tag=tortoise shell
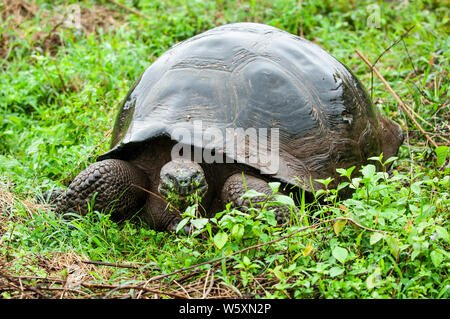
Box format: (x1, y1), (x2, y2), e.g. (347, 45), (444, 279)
(100, 23), (393, 191)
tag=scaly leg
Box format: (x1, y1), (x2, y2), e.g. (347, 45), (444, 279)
(221, 173), (295, 225)
(54, 159), (150, 222)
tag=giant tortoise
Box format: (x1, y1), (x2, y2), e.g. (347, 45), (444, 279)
(48, 23), (403, 232)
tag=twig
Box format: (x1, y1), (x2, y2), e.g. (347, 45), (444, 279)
(81, 282), (187, 299)
(0, 271), (47, 298)
(202, 268), (211, 298)
(1, 275), (64, 283)
(0, 274), (186, 299)
(167, 268), (204, 285)
(81, 259), (159, 270)
(356, 49), (439, 149)
(0, 285), (88, 296)
(373, 25), (416, 67)
(401, 41), (442, 107)
(369, 25), (415, 100)
(204, 270), (215, 298)
(172, 280), (191, 299)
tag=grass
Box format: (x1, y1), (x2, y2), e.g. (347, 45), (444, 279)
(0, 0), (448, 299)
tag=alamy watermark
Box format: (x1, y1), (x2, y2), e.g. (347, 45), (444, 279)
(52, 4), (82, 31)
(367, 3), (381, 28)
(170, 121), (280, 174)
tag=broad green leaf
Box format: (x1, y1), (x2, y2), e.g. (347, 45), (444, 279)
(411, 249), (421, 261)
(350, 177), (361, 189)
(333, 219), (347, 235)
(435, 226), (449, 242)
(410, 182), (422, 195)
(332, 246), (348, 264)
(268, 182), (280, 194)
(384, 156), (398, 165)
(361, 164), (376, 178)
(385, 235), (399, 260)
(292, 252), (303, 262)
(214, 231), (228, 249)
(369, 154), (383, 163)
(262, 210), (277, 226)
(273, 265), (284, 280)
(430, 250), (444, 267)
(314, 189), (327, 197)
(242, 256), (251, 266)
(337, 182), (349, 191)
(329, 266), (345, 277)
(302, 240), (313, 257)
(191, 218), (208, 230)
(8, 115), (21, 125)
(366, 268), (382, 290)
(184, 205), (197, 218)
(176, 217), (190, 233)
(435, 145), (449, 166)
(370, 233), (384, 245)
(272, 194), (295, 207)
(336, 166), (355, 180)
(315, 177), (334, 186)
(240, 189), (267, 199)
(231, 224), (244, 240)
(356, 231), (364, 247)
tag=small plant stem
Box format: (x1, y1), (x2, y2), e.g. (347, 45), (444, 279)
(84, 282), (187, 299)
(81, 260), (158, 270)
(132, 184), (182, 215)
(356, 49), (439, 149)
(366, 185), (370, 205)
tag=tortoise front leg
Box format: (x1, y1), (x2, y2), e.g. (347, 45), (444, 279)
(53, 159), (150, 222)
(221, 173), (295, 225)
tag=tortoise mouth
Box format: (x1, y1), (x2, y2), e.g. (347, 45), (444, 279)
(158, 159), (208, 206)
(158, 180), (208, 201)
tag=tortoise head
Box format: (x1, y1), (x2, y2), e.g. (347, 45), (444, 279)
(158, 158), (208, 210)
(379, 115), (403, 164)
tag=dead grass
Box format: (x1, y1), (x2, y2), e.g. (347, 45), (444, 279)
(0, 252), (249, 299)
(0, 183), (242, 299)
(0, 182), (48, 235)
(0, 246), (245, 299)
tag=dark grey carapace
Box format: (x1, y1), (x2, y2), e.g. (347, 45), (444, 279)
(52, 23), (403, 231)
(103, 22), (402, 191)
